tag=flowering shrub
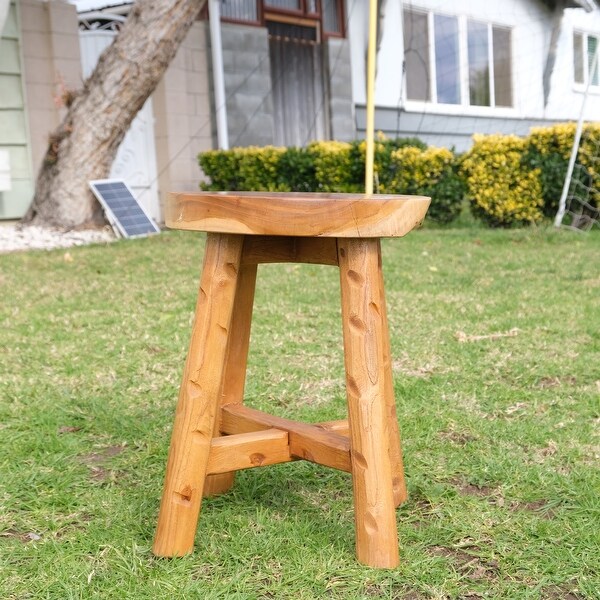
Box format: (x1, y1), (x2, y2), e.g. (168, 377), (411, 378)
(524, 124), (575, 216)
(383, 146), (464, 223)
(461, 134), (543, 227)
(198, 149), (242, 190)
(198, 125), (600, 227)
(523, 123), (600, 215)
(198, 135), (431, 195)
(578, 123), (600, 209)
(307, 141), (360, 192)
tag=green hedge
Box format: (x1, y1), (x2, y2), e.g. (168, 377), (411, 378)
(198, 136), (462, 224)
(524, 123), (600, 217)
(461, 134), (544, 227)
(198, 125), (600, 228)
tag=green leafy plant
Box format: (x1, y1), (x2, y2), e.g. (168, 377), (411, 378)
(461, 134), (543, 227)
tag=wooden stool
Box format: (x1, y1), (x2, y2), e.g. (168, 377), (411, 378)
(153, 192), (430, 568)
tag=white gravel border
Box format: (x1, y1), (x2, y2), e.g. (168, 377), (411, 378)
(0, 224), (116, 254)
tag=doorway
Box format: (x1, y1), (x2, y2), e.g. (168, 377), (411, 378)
(267, 20), (327, 147)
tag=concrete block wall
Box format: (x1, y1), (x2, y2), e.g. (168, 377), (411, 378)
(20, 0), (81, 178)
(153, 20), (213, 216)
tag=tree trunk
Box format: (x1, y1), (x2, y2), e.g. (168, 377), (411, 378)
(23, 0), (206, 229)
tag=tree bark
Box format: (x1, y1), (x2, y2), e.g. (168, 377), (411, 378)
(23, 0), (206, 229)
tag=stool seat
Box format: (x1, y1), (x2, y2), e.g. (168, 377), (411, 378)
(154, 191), (430, 568)
(167, 191), (430, 238)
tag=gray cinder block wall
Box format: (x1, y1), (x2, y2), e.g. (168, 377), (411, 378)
(153, 21), (213, 215)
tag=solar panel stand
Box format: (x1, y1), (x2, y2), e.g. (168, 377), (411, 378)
(89, 179), (160, 239)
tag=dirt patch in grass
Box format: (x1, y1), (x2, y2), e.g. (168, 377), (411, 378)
(536, 376), (577, 389)
(58, 425), (82, 434)
(429, 545), (499, 582)
(0, 529), (42, 543)
(82, 445), (124, 465)
(541, 584), (584, 600)
(450, 477), (496, 498)
(81, 445), (125, 482)
(509, 499), (556, 519)
(439, 429), (478, 446)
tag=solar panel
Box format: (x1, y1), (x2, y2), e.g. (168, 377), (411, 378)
(89, 179), (160, 239)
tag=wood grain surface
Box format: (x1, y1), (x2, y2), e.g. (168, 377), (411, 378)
(167, 192), (430, 238)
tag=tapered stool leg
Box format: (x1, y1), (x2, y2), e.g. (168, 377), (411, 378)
(376, 244), (408, 507)
(153, 233), (244, 557)
(338, 238), (400, 569)
(203, 262), (258, 497)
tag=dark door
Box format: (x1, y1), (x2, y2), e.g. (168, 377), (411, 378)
(267, 20), (327, 147)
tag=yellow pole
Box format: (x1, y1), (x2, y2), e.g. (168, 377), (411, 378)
(365, 0), (377, 195)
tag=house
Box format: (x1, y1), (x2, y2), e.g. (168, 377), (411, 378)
(1, 0), (599, 222)
(358, 0), (600, 148)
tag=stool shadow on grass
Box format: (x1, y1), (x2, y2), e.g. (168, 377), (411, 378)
(199, 461), (355, 556)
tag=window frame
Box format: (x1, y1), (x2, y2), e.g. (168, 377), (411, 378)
(402, 8), (515, 115)
(573, 30), (600, 90)
(215, 0), (345, 39)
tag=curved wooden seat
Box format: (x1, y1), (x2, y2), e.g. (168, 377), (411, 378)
(167, 191), (430, 238)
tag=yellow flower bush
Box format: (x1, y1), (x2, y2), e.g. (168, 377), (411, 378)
(237, 146), (287, 191)
(198, 124), (599, 227)
(524, 122), (600, 215)
(528, 123), (577, 159)
(382, 146), (464, 223)
(461, 134), (543, 226)
(386, 146), (454, 191)
(579, 123), (600, 208)
(307, 141), (360, 192)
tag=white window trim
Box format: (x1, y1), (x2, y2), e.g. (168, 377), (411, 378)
(488, 22), (496, 108)
(403, 100), (518, 119)
(573, 30), (600, 93)
(428, 11), (437, 103)
(402, 9), (516, 115)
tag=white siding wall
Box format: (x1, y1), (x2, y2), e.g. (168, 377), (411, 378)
(348, 0), (600, 125)
(545, 7), (600, 120)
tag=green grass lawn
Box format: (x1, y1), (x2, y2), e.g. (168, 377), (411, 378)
(1, 227), (598, 599)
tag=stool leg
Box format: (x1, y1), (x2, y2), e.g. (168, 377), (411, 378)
(338, 238), (400, 569)
(203, 262), (258, 497)
(153, 233), (244, 557)
(377, 247), (408, 507)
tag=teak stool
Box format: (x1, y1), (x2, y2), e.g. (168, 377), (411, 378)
(153, 192), (430, 568)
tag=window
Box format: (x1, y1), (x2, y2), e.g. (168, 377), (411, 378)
(265, 0), (301, 9)
(403, 10), (430, 101)
(220, 0), (258, 22)
(219, 0), (344, 36)
(493, 27), (512, 107)
(574, 31), (599, 86)
(435, 15), (460, 104)
(467, 20), (490, 106)
(403, 9), (513, 109)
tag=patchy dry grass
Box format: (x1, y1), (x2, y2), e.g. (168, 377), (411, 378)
(1, 227), (599, 599)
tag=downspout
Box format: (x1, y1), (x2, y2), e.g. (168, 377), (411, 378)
(209, 0), (229, 149)
(377, 0), (387, 57)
